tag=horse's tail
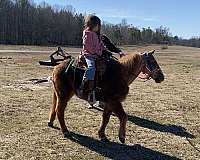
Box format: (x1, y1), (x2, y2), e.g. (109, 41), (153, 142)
(53, 59), (72, 78)
(52, 58), (74, 97)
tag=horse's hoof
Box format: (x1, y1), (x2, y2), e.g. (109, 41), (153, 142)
(119, 137), (125, 144)
(48, 122), (53, 128)
(100, 137), (110, 143)
(63, 131), (71, 138)
(88, 106), (94, 109)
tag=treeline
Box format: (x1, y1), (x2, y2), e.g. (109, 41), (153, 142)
(0, 0), (199, 48)
(173, 36), (200, 48)
(102, 20), (172, 45)
(0, 0), (84, 45)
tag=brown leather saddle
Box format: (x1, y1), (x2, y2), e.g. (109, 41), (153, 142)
(70, 52), (118, 101)
(74, 54), (107, 88)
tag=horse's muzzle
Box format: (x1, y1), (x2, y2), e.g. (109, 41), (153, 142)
(153, 70), (164, 83)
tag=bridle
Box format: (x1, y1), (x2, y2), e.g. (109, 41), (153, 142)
(138, 52), (161, 82)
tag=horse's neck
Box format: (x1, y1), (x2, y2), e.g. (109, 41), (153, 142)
(120, 54), (143, 85)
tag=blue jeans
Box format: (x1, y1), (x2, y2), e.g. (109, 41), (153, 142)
(84, 56), (96, 81)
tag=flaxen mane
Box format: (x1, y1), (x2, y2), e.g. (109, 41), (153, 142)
(119, 53), (143, 85)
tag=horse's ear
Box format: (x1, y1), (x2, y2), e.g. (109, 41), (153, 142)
(149, 50), (155, 55)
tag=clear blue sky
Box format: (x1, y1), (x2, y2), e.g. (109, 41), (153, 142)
(34, 0), (200, 39)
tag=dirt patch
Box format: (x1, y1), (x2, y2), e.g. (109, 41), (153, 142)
(3, 78), (52, 91)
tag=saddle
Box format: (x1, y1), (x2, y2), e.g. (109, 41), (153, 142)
(68, 50), (118, 101)
(75, 54), (107, 87)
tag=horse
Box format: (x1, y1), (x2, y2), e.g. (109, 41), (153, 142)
(48, 50), (164, 143)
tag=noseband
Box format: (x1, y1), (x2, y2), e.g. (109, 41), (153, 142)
(138, 52), (160, 81)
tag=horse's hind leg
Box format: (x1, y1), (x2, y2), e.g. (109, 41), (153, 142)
(48, 91), (57, 127)
(109, 101), (128, 143)
(56, 97), (68, 135)
(98, 104), (112, 142)
(56, 89), (74, 137)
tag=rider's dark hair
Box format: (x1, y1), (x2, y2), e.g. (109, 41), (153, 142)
(84, 15), (101, 30)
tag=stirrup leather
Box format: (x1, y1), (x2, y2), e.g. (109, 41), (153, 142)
(88, 90), (96, 105)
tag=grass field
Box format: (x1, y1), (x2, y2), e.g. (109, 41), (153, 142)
(0, 45), (199, 160)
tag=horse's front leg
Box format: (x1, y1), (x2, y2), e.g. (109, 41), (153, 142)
(110, 101), (128, 143)
(98, 104), (112, 142)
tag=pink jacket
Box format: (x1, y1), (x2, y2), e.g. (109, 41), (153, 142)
(82, 28), (105, 58)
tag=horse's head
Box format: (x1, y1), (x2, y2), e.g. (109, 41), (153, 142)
(141, 50), (164, 83)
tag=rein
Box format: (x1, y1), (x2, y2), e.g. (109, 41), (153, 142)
(138, 75), (151, 82)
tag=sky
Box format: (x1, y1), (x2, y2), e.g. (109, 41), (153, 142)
(34, 0), (200, 39)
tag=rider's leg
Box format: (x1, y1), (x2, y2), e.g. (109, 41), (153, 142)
(82, 56), (96, 104)
(84, 57), (96, 81)
(80, 56), (95, 90)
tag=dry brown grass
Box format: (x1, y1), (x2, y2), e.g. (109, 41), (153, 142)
(0, 45), (199, 160)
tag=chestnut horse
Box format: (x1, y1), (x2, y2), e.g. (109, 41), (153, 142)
(48, 50), (164, 143)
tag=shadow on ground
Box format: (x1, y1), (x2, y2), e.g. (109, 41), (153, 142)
(66, 132), (181, 160)
(127, 115), (195, 138)
(91, 106), (195, 139)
